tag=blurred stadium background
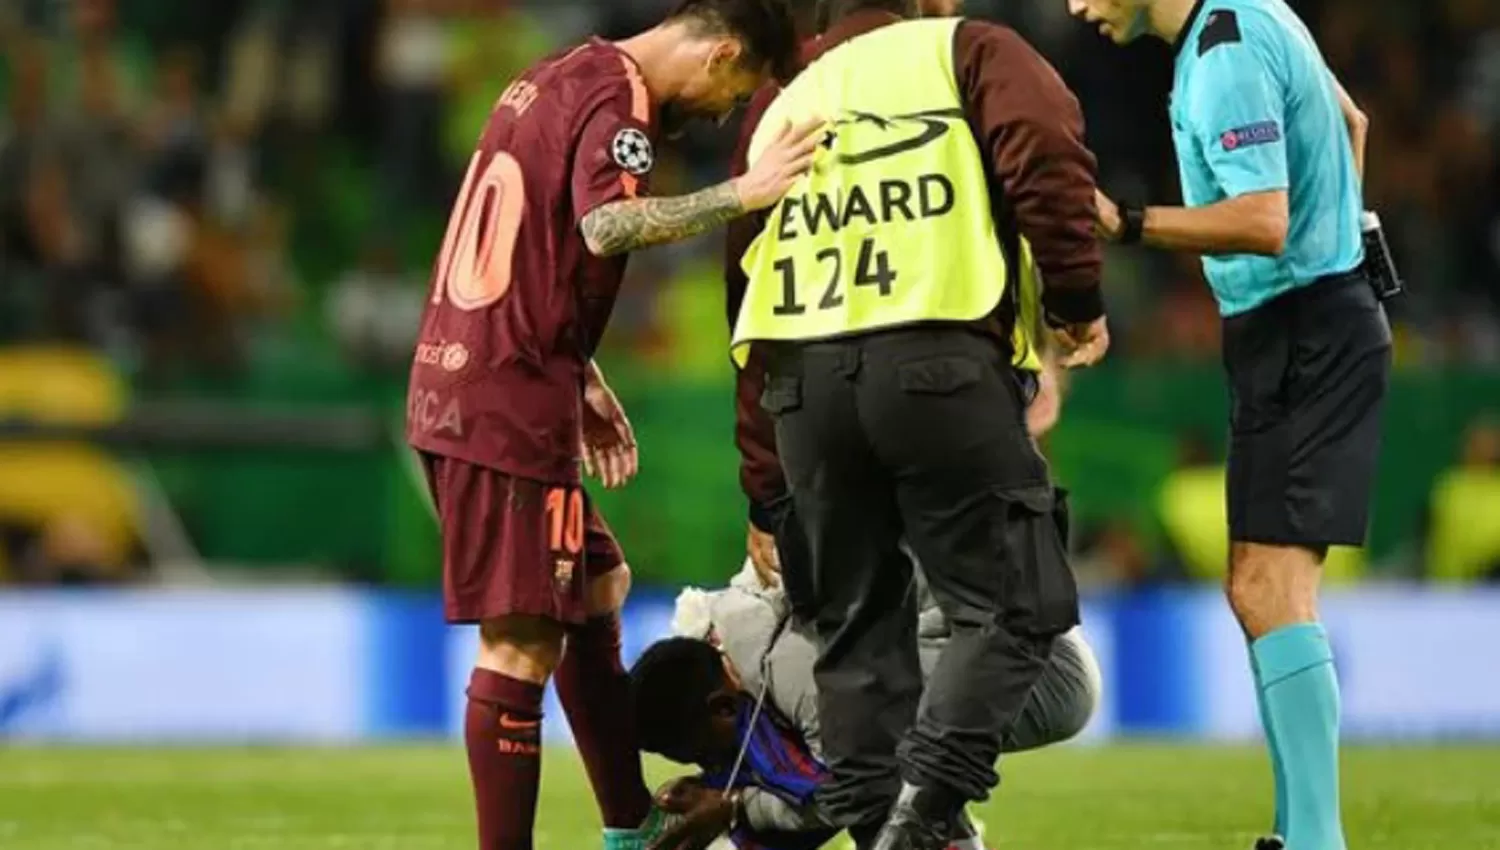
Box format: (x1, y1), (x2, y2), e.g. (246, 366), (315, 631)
(1, 0), (1498, 848)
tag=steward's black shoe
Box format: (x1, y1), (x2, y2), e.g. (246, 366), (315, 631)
(870, 784), (964, 850)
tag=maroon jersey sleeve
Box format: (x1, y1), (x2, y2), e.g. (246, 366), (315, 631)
(571, 57), (657, 225)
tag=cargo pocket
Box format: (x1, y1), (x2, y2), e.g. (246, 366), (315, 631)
(994, 486), (1080, 637)
(896, 356), (982, 396)
(760, 375), (804, 416)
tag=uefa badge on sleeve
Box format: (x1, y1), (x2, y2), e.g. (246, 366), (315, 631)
(1219, 121), (1281, 152)
(611, 128), (655, 176)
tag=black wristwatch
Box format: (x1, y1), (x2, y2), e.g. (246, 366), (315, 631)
(1119, 203), (1146, 245)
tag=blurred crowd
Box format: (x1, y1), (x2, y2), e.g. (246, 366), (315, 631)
(2, 0), (1488, 376)
(1, 0), (1498, 588)
(2, 0), (1496, 376)
(0, 0), (301, 379)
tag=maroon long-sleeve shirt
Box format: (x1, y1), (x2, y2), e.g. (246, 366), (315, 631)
(726, 11), (1103, 526)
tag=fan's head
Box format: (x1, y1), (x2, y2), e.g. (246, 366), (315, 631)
(628, 637), (745, 768)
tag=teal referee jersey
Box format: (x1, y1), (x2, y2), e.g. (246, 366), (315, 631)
(1170, 0), (1363, 316)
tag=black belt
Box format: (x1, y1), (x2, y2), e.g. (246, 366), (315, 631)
(1313, 267), (1368, 289)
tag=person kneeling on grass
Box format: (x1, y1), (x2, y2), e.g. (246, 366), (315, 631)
(627, 563), (1102, 850)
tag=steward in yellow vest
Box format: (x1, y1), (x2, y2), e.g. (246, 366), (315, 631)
(723, 3), (1108, 847)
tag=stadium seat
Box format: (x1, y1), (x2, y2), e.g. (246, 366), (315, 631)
(0, 443), (142, 570)
(1425, 469), (1500, 582)
(0, 346), (140, 570)
(1159, 466), (1365, 583)
(0, 346), (128, 425)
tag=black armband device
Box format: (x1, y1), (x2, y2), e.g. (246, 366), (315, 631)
(1119, 203), (1146, 246)
(1360, 211), (1404, 301)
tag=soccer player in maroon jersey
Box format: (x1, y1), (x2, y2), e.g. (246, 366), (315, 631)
(404, 2), (822, 849)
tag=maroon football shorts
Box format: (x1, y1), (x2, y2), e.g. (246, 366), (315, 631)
(419, 452), (625, 625)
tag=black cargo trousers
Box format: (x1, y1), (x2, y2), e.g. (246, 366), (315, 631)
(759, 326), (1080, 831)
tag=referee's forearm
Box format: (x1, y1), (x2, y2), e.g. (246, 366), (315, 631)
(1141, 193), (1289, 257)
(1349, 120), (1368, 183)
(1332, 76), (1368, 182)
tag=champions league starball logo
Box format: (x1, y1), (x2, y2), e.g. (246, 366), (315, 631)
(611, 128), (654, 176)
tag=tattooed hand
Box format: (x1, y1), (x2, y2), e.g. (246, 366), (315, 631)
(579, 117), (824, 257)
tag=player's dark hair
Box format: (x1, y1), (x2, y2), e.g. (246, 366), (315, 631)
(628, 637), (729, 764)
(818, 0), (917, 30)
(668, 0), (803, 82)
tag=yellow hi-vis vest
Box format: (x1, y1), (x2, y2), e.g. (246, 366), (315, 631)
(731, 18), (1042, 371)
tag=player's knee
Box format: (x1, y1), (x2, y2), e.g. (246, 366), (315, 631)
(477, 615), (567, 684)
(584, 563), (632, 618)
(1226, 554), (1276, 635)
(1227, 543), (1322, 637)
(1051, 629), (1102, 743)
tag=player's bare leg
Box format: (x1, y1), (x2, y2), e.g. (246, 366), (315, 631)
(555, 564), (660, 850)
(1228, 542), (1344, 850)
(1227, 543), (1322, 638)
(467, 614), (566, 850)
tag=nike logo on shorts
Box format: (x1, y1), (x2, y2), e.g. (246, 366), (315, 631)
(498, 713), (540, 731)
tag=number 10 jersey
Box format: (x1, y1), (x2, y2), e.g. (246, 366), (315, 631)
(406, 39), (658, 485)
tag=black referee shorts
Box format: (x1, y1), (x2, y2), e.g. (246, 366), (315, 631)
(1222, 270), (1393, 549)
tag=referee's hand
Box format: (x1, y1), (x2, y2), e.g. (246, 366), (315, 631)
(1051, 316), (1110, 369)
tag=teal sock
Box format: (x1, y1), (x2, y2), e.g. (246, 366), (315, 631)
(602, 828), (642, 850)
(1250, 649), (1289, 837)
(1252, 624), (1347, 850)
(602, 809), (667, 850)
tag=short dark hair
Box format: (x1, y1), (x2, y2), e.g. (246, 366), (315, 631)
(628, 637), (728, 763)
(819, 0), (916, 30)
(668, 0), (802, 82)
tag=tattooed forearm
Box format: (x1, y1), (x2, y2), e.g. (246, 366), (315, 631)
(581, 182), (745, 257)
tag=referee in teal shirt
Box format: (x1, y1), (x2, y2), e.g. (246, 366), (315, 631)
(1066, 1), (1395, 849)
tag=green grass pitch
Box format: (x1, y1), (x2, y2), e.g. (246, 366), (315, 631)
(3, 744), (1499, 849)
